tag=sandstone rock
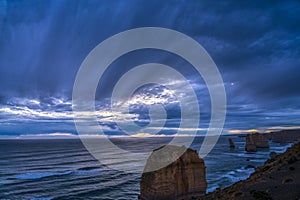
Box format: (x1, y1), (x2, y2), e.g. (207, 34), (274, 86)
(228, 138), (235, 149)
(252, 132), (269, 148)
(245, 132), (269, 152)
(201, 142), (300, 200)
(139, 145), (207, 200)
(245, 134), (257, 152)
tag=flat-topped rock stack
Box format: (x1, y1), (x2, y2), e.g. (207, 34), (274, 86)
(245, 134), (257, 152)
(139, 145), (207, 200)
(245, 132), (269, 152)
(251, 132), (269, 148)
(245, 130), (300, 152)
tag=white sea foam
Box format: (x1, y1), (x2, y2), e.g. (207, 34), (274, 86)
(223, 168), (255, 183)
(16, 171), (72, 180)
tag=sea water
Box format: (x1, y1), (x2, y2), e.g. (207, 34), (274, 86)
(0, 135), (291, 200)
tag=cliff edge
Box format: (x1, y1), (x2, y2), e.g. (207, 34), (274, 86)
(200, 142), (300, 200)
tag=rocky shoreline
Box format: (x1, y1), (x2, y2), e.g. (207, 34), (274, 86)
(199, 141), (300, 200)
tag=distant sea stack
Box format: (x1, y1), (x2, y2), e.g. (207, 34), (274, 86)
(228, 138), (235, 149)
(201, 142), (300, 200)
(252, 132), (269, 148)
(245, 132), (269, 152)
(138, 145), (207, 200)
(245, 134), (257, 152)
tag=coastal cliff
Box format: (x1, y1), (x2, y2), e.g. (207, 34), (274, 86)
(139, 145), (207, 200)
(271, 129), (300, 143)
(200, 142), (300, 200)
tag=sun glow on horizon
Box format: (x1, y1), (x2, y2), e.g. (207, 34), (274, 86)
(228, 129), (262, 134)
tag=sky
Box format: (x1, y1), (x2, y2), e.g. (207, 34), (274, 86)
(0, 0), (300, 136)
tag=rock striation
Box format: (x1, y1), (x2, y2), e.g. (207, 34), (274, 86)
(139, 145), (207, 200)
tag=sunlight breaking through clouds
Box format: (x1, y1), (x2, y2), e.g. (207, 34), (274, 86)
(126, 87), (177, 106)
(0, 106), (72, 119)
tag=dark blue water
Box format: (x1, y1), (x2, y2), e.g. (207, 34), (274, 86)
(0, 136), (291, 200)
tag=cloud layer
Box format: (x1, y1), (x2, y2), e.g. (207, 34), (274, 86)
(0, 0), (299, 135)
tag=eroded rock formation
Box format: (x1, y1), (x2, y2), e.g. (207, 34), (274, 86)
(139, 145), (207, 200)
(252, 132), (269, 148)
(245, 134), (257, 152)
(245, 132), (269, 152)
(200, 142), (300, 200)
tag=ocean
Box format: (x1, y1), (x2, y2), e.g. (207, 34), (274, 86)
(0, 135), (291, 200)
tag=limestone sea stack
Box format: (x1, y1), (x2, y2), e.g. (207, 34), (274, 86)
(245, 134), (257, 152)
(200, 142), (300, 200)
(252, 132), (269, 148)
(139, 145), (207, 200)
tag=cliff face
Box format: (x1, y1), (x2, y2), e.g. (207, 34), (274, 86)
(271, 129), (300, 143)
(200, 142), (300, 200)
(139, 145), (207, 200)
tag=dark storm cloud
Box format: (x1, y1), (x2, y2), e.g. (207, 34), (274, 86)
(0, 0), (299, 134)
(168, 0), (300, 103)
(0, 0), (299, 98)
